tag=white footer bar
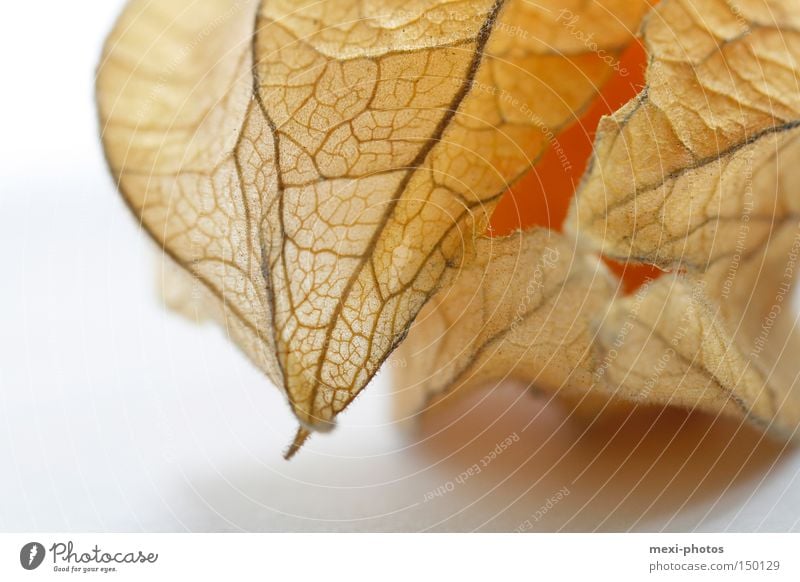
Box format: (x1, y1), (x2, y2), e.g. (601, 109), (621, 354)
(1, 533), (797, 581)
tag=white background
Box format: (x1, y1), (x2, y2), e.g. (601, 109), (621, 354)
(1, 1), (799, 532)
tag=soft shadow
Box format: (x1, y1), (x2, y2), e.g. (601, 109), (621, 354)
(166, 380), (792, 533)
(411, 380), (791, 532)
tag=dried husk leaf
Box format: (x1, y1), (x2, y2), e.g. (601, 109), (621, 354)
(599, 218), (800, 436)
(97, 0), (648, 436)
(395, 225), (800, 437)
(393, 229), (623, 419)
(397, 0), (800, 438)
(569, 0), (800, 270)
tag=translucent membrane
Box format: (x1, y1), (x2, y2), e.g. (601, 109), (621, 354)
(489, 40), (662, 291)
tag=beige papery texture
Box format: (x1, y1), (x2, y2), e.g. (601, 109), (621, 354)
(569, 0), (800, 268)
(397, 0), (800, 439)
(97, 0), (651, 454)
(396, 224), (800, 437)
(393, 230), (619, 417)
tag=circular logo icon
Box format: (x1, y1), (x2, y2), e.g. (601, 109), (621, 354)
(20, 542), (45, 570)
